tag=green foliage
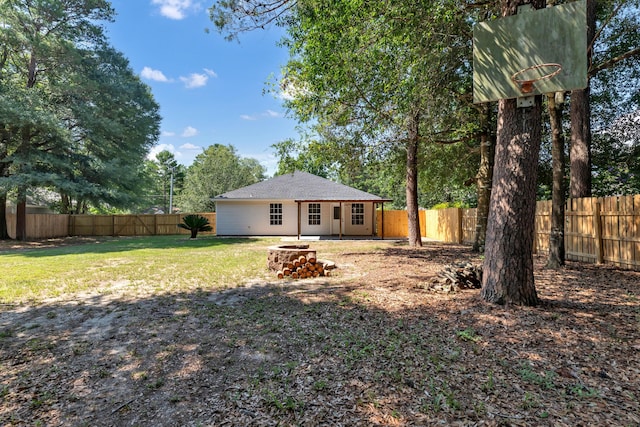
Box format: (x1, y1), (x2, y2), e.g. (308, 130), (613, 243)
(0, 0), (160, 218)
(142, 150), (186, 214)
(455, 328), (481, 342)
(266, 0), (484, 211)
(518, 363), (557, 390)
(178, 215), (213, 239)
(272, 137), (337, 178)
(431, 201), (469, 210)
(592, 112), (640, 196)
(178, 144), (265, 212)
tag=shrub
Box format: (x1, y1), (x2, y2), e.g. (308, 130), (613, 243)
(178, 214), (213, 239)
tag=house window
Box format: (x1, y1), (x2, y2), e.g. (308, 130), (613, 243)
(308, 203), (321, 225)
(352, 203), (364, 225)
(270, 203), (282, 225)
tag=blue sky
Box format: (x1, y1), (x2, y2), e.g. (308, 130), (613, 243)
(105, 0), (299, 176)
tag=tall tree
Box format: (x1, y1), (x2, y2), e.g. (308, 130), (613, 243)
(210, 1), (487, 247)
(570, 0), (597, 198)
(58, 46), (160, 213)
(278, 1), (476, 247)
(154, 150), (181, 213)
(571, 0), (640, 197)
(179, 144), (265, 212)
(481, 0), (545, 306)
(472, 104), (495, 252)
(1, 1), (160, 229)
(546, 92), (566, 268)
(0, 0), (114, 238)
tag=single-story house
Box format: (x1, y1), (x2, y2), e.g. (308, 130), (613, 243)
(213, 171), (392, 238)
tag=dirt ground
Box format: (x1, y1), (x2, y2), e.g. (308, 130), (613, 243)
(1, 240), (639, 426)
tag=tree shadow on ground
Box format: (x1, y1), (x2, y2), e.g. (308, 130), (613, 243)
(1, 249), (639, 426)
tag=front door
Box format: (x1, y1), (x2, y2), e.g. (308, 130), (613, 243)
(331, 204), (341, 235)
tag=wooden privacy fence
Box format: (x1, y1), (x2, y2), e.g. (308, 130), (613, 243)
(378, 208), (464, 242)
(565, 195), (640, 269)
(6, 213), (216, 239)
(69, 213), (216, 237)
(378, 195), (640, 271)
(6, 214), (70, 240)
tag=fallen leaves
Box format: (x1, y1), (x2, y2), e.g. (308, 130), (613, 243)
(0, 242), (639, 426)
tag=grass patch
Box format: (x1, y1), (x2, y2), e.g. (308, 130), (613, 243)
(0, 236), (280, 303)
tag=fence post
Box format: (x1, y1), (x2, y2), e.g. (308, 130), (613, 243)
(593, 201), (603, 264)
(457, 208), (463, 244)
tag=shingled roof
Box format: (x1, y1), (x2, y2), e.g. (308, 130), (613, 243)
(213, 171), (390, 202)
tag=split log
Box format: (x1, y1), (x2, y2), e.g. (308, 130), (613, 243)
(272, 253), (337, 280)
(428, 262), (482, 293)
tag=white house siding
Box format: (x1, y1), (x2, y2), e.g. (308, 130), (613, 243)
(299, 202), (332, 236)
(216, 200), (298, 236)
(216, 200), (377, 236)
(343, 202), (375, 236)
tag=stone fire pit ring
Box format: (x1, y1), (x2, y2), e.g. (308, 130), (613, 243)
(267, 244), (317, 271)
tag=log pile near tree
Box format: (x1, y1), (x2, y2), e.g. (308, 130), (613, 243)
(274, 255), (336, 280)
(429, 262), (482, 293)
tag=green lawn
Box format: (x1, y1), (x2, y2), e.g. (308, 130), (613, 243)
(0, 236), (282, 303)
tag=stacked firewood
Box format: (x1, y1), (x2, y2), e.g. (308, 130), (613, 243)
(429, 262), (482, 293)
(275, 255), (335, 280)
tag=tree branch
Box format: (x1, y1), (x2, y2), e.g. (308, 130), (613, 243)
(589, 47), (640, 76)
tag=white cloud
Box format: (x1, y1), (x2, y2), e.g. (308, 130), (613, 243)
(151, 0), (200, 20)
(180, 143), (200, 150)
(264, 109), (281, 118)
(181, 126), (198, 137)
(147, 143), (176, 161)
(241, 110), (282, 121)
(204, 68), (218, 78)
(141, 66), (171, 82)
(180, 72), (208, 89)
(161, 131), (176, 137)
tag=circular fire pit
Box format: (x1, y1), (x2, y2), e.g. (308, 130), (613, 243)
(267, 244), (317, 271)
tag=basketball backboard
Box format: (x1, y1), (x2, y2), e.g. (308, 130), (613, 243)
(473, 0), (588, 104)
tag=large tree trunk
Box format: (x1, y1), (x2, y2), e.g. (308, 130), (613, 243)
(60, 193), (70, 214)
(0, 134), (8, 240)
(15, 190), (27, 241)
(473, 104), (494, 252)
(569, 0), (596, 198)
(569, 87), (592, 197)
(481, 97), (541, 306)
(0, 193), (8, 240)
(547, 92), (566, 268)
(406, 110), (422, 248)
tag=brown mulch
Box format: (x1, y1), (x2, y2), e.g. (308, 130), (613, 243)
(1, 241), (639, 426)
